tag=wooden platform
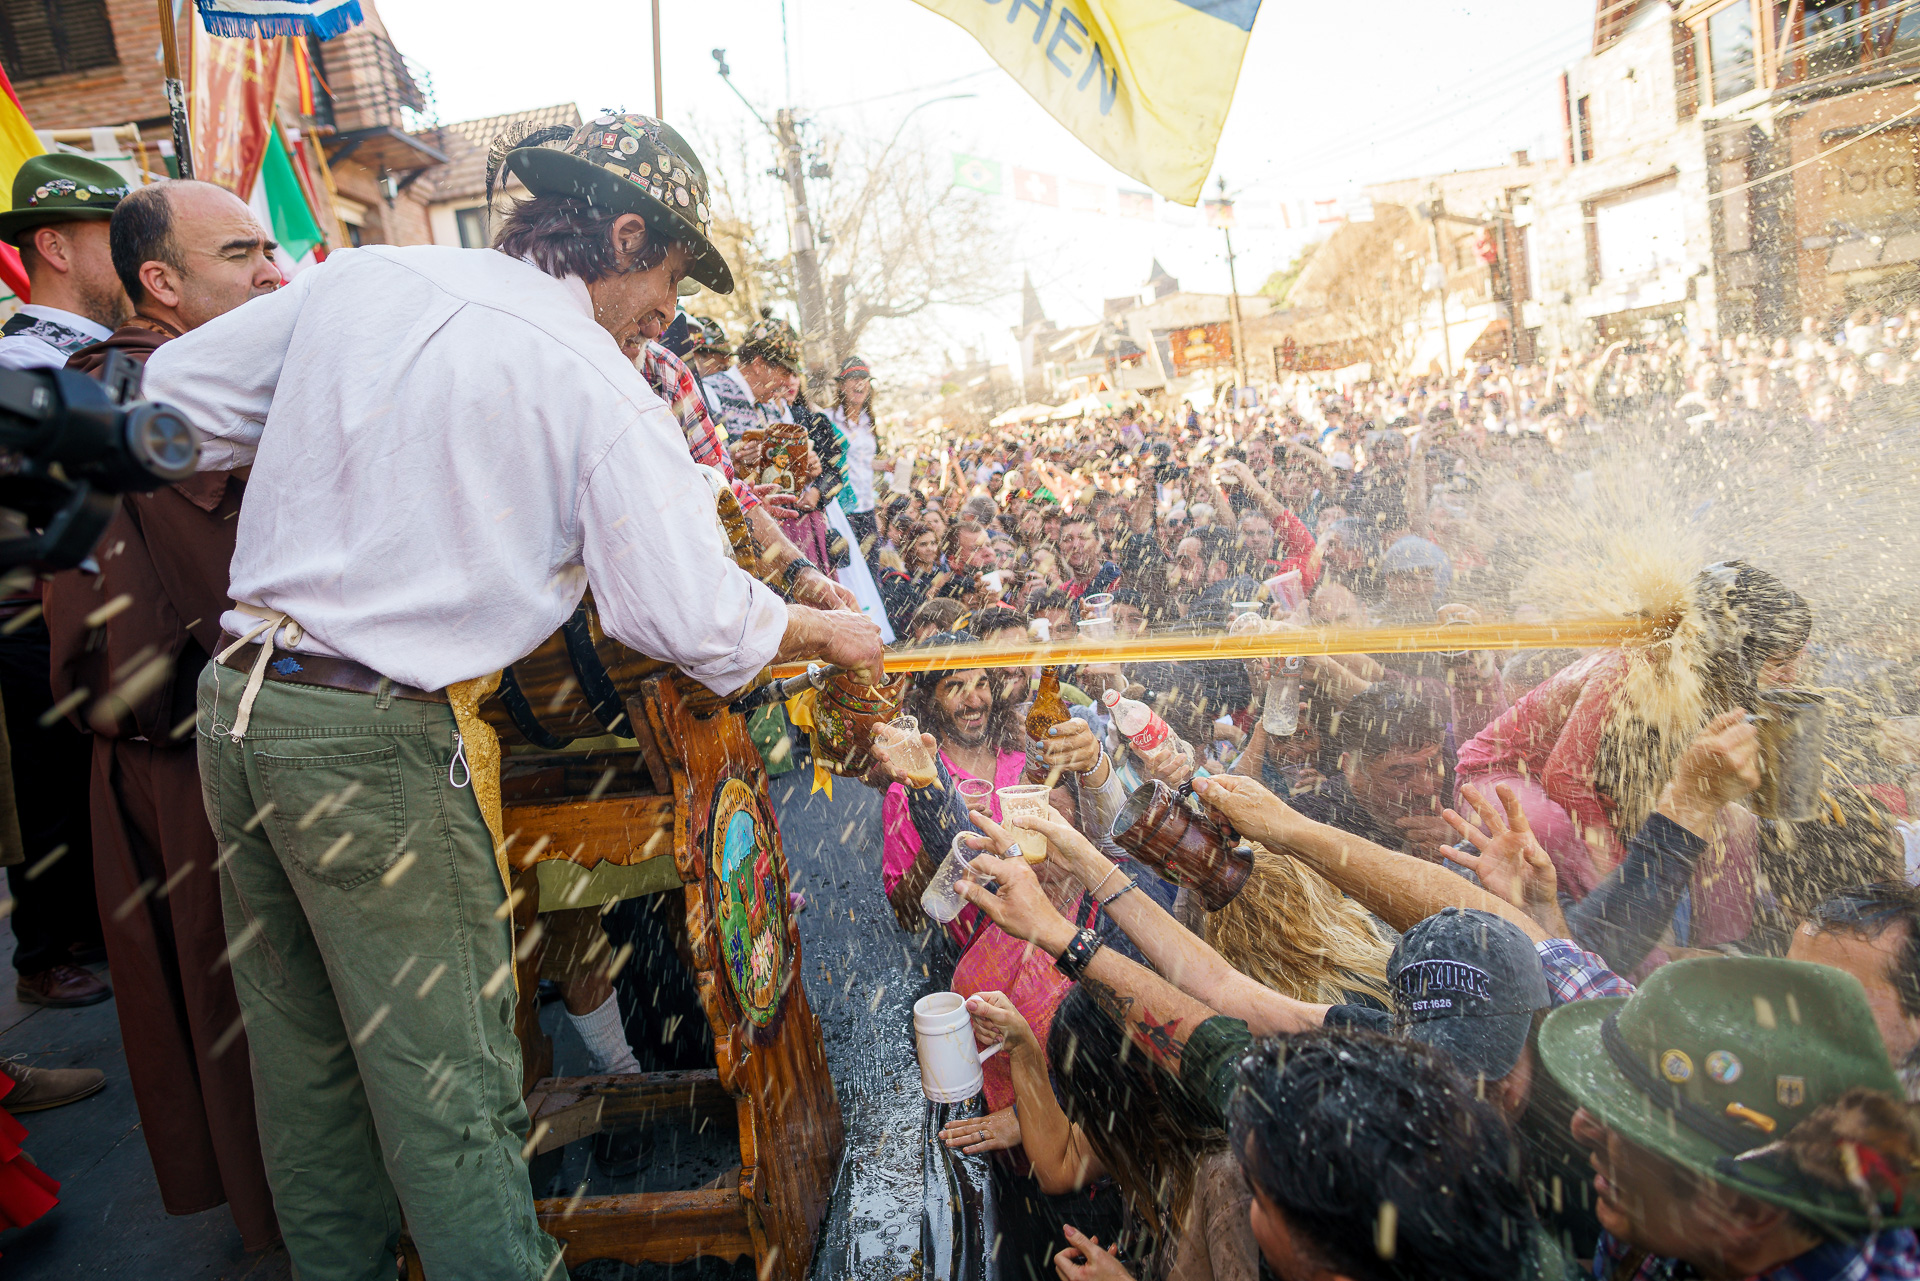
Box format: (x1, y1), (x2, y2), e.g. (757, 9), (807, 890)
(407, 673), (843, 1280)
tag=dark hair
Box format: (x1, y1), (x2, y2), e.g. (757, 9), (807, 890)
(1698, 562), (1814, 713)
(944, 519), (988, 562)
(494, 195), (677, 283)
(110, 183), (181, 306)
(1031, 587), (1071, 614)
(1229, 1031), (1536, 1281)
(1046, 984), (1224, 1236)
(1761, 790), (1902, 916)
(1336, 682), (1450, 760)
(1060, 511), (1098, 532)
(968, 605), (1029, 639)
(906, 596), (965, 637)
(1805, 882), (1920, 1020)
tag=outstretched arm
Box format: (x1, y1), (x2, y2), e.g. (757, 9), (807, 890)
(972, 812), (1326, 1036)
(955, 850), (1225, 1078)
(1189, 774), (1551, 941)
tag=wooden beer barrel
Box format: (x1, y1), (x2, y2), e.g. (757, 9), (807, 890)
(480, 487), (763, 749)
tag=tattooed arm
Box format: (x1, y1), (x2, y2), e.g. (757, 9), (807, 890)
(956, 851), (1227, 1075)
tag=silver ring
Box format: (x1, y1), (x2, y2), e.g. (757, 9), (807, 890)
(1004, 842), (1023, 860)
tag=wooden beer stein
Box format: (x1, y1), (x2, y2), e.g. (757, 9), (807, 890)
(808, 669), (908, 778)
(1111, 779), (1253, 910)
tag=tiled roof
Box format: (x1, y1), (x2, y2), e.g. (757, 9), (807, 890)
(423, 102), (581, 202)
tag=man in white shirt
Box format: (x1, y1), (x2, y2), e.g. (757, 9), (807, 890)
(144, 113), (879, 1281)
(0, 154), (130, 370)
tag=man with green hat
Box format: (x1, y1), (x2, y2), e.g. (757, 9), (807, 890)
(1539, 956), (1920, 1278)
(0, 153), (131, 370)
(143, 110), (880, 1280)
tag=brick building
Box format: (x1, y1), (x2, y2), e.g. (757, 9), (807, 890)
(1, 0), (444, 247)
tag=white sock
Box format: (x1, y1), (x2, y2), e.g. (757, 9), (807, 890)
(566, 993), (641, 1076)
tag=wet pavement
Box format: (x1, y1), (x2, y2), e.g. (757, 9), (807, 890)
(766, 770), (944, 1281)
(0, 766), (942, 1279)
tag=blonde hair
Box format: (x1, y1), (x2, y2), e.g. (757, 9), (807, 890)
(1208, 847), (1392, 1007)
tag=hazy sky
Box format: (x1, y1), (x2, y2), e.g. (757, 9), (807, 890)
(379, 0), (1594, 366)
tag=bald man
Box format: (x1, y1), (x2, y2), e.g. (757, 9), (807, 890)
(39, 179), (282, 1250)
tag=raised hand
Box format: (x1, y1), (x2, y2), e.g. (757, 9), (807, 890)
(954, 841), (1075, 955)
(1442, 782), (1565, 935)
(1659, 710), (1761, 836)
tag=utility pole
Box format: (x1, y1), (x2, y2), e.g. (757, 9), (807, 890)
(776, 107), (831, 379)
(1419, 188), (1453, 375)
(1217, 175), (1248, 403)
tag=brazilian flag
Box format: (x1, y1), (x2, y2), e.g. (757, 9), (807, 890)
(917, 0), (1261, 206)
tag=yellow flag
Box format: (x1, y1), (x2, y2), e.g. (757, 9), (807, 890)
(915, 0), (1260, 206)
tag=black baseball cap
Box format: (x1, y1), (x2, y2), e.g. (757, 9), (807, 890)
(1389, 907), (1549, 1080)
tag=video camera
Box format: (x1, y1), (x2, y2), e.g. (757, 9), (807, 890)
(0, 353), (199, 571)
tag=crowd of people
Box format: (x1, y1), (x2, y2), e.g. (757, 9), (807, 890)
(819, 287), (1920, 1277)
(2, 101), (1920, 1281)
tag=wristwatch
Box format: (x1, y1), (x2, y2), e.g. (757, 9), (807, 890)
(1054, 927), (1104, 981)
(780, 556), (818, 595)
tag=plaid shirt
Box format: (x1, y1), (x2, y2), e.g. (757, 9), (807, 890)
(637, 341), (758, 511)
(1537, 936), (1636, 1008)
(1595, 1229), (1920, 1280)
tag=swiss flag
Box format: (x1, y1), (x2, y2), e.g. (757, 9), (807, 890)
(1013, 168), (1059, 206)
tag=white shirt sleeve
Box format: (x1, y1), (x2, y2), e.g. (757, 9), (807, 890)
(142, 269), (317, 471)
(579, 406), (789, 696)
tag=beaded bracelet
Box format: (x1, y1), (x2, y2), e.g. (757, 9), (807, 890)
(1097, 877), (1139, 908)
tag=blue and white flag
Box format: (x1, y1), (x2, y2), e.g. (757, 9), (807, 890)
(194, 0), (363, 40)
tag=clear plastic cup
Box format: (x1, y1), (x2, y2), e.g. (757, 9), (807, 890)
(1081, 592), (1114, 620)
(956, 778), (994, 813)
(996, 783), (1054, 864)
(888, 715), (937, 789)
(920, 832), (985, 923)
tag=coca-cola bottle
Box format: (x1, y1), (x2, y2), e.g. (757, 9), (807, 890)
(1101, 689), (1194, 780)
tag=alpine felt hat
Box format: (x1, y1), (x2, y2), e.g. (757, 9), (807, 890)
(503, 111), (733, 294)
(1538, 955), (1920, 1236)
(0, 154), (130, 245)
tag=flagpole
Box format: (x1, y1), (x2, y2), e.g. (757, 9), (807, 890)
(651, 0), (663, 117)
(157, 0), (194, 178)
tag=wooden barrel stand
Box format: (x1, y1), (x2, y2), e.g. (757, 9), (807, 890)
(402, 671), (843, 1279)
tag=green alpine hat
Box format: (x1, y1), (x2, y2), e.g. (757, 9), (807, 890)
(739, 315), (801, 373)
(502, 111), (733, 294)
(0, 154), (130, 245)
(1538, 956), (1919, 1236)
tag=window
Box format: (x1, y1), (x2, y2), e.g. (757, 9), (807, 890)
(1802, 1), (1864, 81)
(455, 207), (488, 248)
(0, 0), (117, 82)
(1576, 95), (1594, 162)
(1709, 3), (1756, 102)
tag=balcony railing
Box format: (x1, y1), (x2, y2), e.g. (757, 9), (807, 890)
(309, 30), (437, 137)
(1775, 1), (1920, 89)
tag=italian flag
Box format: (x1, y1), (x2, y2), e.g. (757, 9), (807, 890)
(247, 121), (325, 277)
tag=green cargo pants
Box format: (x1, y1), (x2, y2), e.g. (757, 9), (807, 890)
(197, 663), (566, 1281)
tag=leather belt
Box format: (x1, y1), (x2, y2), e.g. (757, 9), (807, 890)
(216, 635), (447, 704)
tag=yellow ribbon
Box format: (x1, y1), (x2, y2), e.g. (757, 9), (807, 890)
(784, 687), (833, 799)
(445, 670), (507, 895)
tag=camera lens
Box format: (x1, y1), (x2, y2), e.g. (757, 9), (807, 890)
(123, 406), (200, 482)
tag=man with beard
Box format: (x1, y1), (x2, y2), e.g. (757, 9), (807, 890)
(41, 178), (281, 1246)
(0, 155), (133, 1021)
(0, 155), (130, 368)
(874, 644), (1108, 936)
(1057, 512), (1121, 600)
(143, 112), (881, 1278)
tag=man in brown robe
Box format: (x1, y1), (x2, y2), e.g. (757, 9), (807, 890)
(45, 179), (283, 1251)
